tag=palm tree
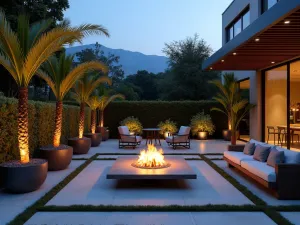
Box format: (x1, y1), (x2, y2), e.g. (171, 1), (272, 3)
(0, 10), (108, 163)
(72, 75), (112, 138)
(87, 96), (101, 134)
(37, 54), (108, 147)
(210, 74), (255, 145)
(97, 94), (125, 127)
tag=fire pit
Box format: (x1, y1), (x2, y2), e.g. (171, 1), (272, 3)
(131, 145), (171, 169)
(106, 145), (197, 180)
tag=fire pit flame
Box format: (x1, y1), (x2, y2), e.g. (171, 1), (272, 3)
(131, 144), (171, 169)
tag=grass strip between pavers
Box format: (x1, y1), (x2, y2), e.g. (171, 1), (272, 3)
(39, 204), (261, 212)
(8, 154), (98, 225)
(200, 155), (293, 225)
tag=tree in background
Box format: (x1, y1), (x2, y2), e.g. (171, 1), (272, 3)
(0, 0), (70, 97)
(160, 34), (220, 100)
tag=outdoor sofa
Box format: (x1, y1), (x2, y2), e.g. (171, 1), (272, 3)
(224, 139), (300, 199)
(118, 126), (142, 149)
(166, 126), (191, 149)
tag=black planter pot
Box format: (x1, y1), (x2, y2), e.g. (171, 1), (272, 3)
(39, 145), (73, 171)
(68, 137), (91, 155)
(96, 126), (109, 141)
(0, 159), (48, 193)
(84, 133), (101, 147)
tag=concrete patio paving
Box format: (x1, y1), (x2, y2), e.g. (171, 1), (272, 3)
(2, 140), (300, 225)
(25, 211), (276, 225)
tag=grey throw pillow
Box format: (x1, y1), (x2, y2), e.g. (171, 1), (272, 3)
(243, 142), (255, 155)
(267, 147), (285, 167)
(253, 145), (271, 162)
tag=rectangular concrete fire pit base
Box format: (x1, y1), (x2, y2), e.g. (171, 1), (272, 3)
(106, 156), (197, 179)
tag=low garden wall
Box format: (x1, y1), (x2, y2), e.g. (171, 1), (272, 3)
(105, 101), (227, 139)
(0, 97), (91, 163)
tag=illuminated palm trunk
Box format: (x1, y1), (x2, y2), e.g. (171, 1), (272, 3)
(90, 109), (96, 134)
(18, 87), (29, 163)
(78, 102), (85, 138)
(100, 110), (104, 127)
(53, 101), (63, 147)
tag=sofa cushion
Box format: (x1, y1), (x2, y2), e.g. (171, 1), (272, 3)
(275, 146), (300, 164)
(166, 135), (188, 143)
(253, 145), (271, 162)
(241, 160), (276, 182)
(249, 139), (273, 148)
(224, 151), (255, 165)
(267, 147), (285, 168)
(243, 142), (256, 155)
(118, 126), (130, 135)
(121, 135), (142, 143)
(178, 126), (191, 135)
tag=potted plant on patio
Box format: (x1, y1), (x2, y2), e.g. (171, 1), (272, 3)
(37, 53), (109, 170)
(190, 111), (215, 140)
(69, 74), (111, 154)
(85, 96), (102, 147)
(157, 119), (177, 139)
(96, 93), (125, 141)
(210, 75), (255, 147)
(120, 116), (143, 135)
(0, 11), (108, 192)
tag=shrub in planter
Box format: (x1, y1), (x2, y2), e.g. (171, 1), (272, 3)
(157, 119), (177, 138)
(190, 111), (215, 140)
(120, 116), (143, 135)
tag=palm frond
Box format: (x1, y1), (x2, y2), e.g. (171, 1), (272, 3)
(74, 24), (110, 38)
(232, 99), (248, 114)
(102, 94), (125, 109)
(29, 19), (53, 49)
(0, 9), (23, 85)
(87, 96), (100, 110)
(0, 52), (18, 82)
(36, 69), (57, 98)
(210, 107), (228, 117)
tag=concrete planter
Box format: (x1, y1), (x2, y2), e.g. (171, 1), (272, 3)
(68, 137), (91, 155)
(39, 145), (73, 171)
(0, 159), (48, 193)
(222, 130), (240, 141)
(84, 133), (102, 147)
(96, 126), (109, 141)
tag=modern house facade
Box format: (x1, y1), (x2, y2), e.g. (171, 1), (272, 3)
(203, 0), (300, 150)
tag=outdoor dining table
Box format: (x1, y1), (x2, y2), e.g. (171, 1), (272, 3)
(143, 128), (161, 146)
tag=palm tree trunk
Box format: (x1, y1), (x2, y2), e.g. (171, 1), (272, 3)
(91, 109), (96, 134)
(18, 87), (29, 163)
(100, 110), (104, 127)
(53, 101), (63, 147)
(78, 102), (85, 138)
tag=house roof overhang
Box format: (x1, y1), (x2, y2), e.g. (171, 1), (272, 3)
(202, 0), (300, 71)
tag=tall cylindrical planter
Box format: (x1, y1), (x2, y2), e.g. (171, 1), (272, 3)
(96, 126), (109, 141)
(223, 130), (240, 141)
(0, 159), (48, 193)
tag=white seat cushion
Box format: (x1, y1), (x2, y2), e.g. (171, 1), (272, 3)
(118, 126), (130, 135)
(166, 135), (188, 143)
(241, 160), (276, 182)
(121, 135), (142, 143)
(224, 151), (255, 165)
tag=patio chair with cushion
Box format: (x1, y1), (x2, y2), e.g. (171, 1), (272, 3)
(166, 126), (191, 149)
(118, 126), (142, 149)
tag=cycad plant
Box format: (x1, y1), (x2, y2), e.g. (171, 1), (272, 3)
(210, 74), (255, 145)
(97, 94), (125, 127)
(0, 10), (108, 163)
(72, 75), (112, 138)
(37, 53), (108, 147)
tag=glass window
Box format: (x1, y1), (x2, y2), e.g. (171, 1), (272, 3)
(243, 11), (250, 29)
(265, 65), (287, 145)
(239, 79), (250, 142)
(262, 0), (279, 13)
(234, 19), (242, 36)
(229, 27), (233, 40)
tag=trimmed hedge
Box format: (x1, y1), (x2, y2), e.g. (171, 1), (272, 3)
(0, 97), (91, 163)
(105, 101), (227, 139)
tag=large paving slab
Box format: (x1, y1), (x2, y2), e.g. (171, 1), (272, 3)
(46, 159), (252, 206)
(0, 160), (85, 225)
(280, 212), (300, 225)
(25, 211), (276, 225)
(72, 139), (242, 159)
(214, 160), (300, 206)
